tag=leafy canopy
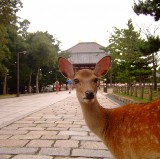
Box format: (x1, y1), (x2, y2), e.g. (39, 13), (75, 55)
(133, 0), (160, 21)
(106, 19), (152, 84)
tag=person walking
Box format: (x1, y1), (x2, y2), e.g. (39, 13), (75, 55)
(55, 79), (59, 94)
(67, 78), (72, 93)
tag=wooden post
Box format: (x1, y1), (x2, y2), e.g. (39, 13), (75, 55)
(157, 87), (160, 98)
(115, 86), (117, 93)
(124, 86), (126, 94)
(118, 86), (120, 93)
(140, 86), (144, 99)
(116, 86), (118, 93)
(134, 86), (137, 97)
(149, 85), (152, 101)
(130, 86), (133, 96)
(127, 86), (129, 95)
(113, 86), (115, 93)
(121, 86), (123, 93)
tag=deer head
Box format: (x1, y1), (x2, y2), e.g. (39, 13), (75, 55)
(58, 56), (111, 103)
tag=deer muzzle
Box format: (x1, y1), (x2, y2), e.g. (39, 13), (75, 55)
(85, 91), (94, 100)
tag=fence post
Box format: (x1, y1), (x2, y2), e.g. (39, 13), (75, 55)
(149, 85), (152, 101)
(134, 86), (137, 97)
(124, 86), (126, 94)
(140, 86), (144, 99)
(116, 86), (118, 93)
(130, 86), (133, 96)
(116, 86), (119, 93)
(118, 86), (120, 93)
(117, 86), (119, 93)
(120, 86), (122, 93)
(113, 86), (115, 93)
(127, 86), (129, 95)
(158, 87), (160, 98)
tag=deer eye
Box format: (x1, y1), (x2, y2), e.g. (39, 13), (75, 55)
(74, 79), (79, 84)
(94, 78), (98, 83)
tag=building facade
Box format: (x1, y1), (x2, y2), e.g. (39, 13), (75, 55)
(67, 42), (108, 70)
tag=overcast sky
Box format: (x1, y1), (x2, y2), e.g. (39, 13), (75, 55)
(17, 0), (159, 50)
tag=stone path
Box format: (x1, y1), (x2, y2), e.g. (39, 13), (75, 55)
(0, 91), (72, 129)
(0, 90), (119, 159)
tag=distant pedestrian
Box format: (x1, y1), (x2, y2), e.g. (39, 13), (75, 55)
(67, 78), (72, 93)
(55, 79), (59, 94)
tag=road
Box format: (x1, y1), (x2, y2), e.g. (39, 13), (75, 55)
(0, 91), (72, 128)
(0, 90), (120, 159)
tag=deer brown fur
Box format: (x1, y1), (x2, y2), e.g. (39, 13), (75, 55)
(58, 56), (160, 159)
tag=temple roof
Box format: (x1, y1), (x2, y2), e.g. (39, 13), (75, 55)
(67, 42), (105, 53)
(67, 42), (108, 65)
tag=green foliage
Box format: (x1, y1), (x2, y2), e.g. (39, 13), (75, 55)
(0, 25), (10, 79)
(139, 35), (160, 55)
(0, 0), (65, 94)
(0, 0), (24, 93)
(26, 31), (57, 68)
(133, 0), (160, 21)
(18, 19), (30, 39)
(0, 0), (22, 25)
(157, 68), (160, 83)
(58, 51), (71, 59)
(24, 31), (62, 93)
(0, 25), (10, 62)
(106, 19), (152, 84)
(138, 35), (160, 89)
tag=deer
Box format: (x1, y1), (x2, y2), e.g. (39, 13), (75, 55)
(58, 56), (160, 159)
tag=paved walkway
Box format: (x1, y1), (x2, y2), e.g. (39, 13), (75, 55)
(0, 91), (72, 129)
(0, 90), (120, 159)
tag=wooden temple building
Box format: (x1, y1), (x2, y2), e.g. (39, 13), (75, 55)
(67, 42), (109, 70)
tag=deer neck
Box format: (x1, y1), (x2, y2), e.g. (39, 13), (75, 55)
(78, 97), (110, 140)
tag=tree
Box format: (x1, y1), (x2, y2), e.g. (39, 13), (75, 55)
(18, 19), (30, 39)
(133, 0), (160, 89)
(133, 0), (160, 21)
(0, 24), (10, 94)
(157, 67), (160, 83)
(0, 0), (23, 94)
(0, 0), (23, 25)
(0, 0), (63, 95)
(5, 24), (28, 94)
(106, 19), (152, 85)
(26, 31), (59, 93)
(139, 35), (160, 89)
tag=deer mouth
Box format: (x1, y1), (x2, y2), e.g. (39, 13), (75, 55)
(83, 97), (95, 104)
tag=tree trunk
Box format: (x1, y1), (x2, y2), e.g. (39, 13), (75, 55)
(36, 68), (39, 93)
(109, 72), (112, 86)
(152, 53), (157, 90)
(28, 72), (32, 93)
(3, 74), (7, 95)
(139, 75), (142, 87)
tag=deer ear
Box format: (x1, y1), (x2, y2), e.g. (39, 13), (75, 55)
(58, 57), (74, 79)
(94, 56), (111, 77)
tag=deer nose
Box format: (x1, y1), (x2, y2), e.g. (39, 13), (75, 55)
(85, 91), (94, 99)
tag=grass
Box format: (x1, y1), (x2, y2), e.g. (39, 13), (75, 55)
(0, 94), (16, 99)
(113, 86), (160, 103)
(113, 92), (152, 103)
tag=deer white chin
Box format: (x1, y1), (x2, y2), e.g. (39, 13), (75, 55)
(83, 98), (95, 103)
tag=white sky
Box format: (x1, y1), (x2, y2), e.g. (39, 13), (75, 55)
(17, 0), (159, 50)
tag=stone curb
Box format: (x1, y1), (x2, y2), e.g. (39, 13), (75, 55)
(107, 93), (143, 104)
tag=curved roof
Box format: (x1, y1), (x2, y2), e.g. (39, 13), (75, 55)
(67, 42), (105, 53)
(67, 42), (108, 65)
